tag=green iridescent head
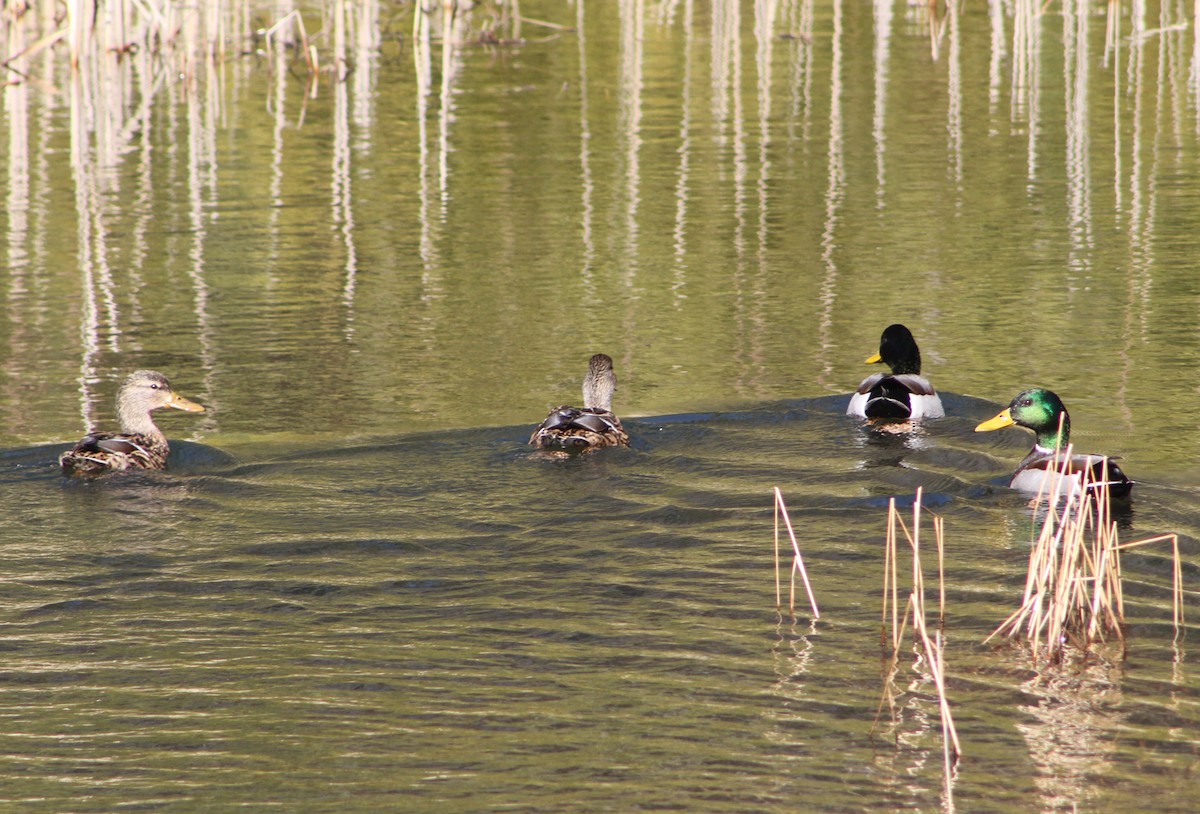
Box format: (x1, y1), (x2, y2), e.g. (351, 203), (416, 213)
(975, 388), (1070, 451)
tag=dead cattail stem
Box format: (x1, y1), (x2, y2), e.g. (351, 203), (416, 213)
(882, 496), (896, 647)
(771, 488), (820, 619)
(877, 490), (960, 779)
(990, 452), (1184, 664)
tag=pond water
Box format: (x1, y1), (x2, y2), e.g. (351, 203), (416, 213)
(1, 0), (1200, 811)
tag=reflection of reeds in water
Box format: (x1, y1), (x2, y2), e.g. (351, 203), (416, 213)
(3, 2), (390, 430)
(772, 487), (820, 619)
(1014, 652), (1125, 813)
(877, 488), (960, 808)
(2, 2), (396, 91)
(2, 1), (1195, 443)
(988, 450), (1183, 666)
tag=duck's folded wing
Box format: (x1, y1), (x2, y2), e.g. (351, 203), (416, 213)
(890, 374), (937, 396)
(853, 373), (886, 395)
(573, 410), (622, 433)
(1011, 451), (1133, 500)
(95, 437), (149, 456)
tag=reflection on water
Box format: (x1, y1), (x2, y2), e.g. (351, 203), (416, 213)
(6, 1), (1200, 442)
(2, 1), (1200, 811)
(814, 0), (843, 392)
(1017, 652), (1125, 812)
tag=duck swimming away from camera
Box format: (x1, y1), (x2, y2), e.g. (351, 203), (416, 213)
(847, 324), (944, 421)
(529, 353), (630, 454)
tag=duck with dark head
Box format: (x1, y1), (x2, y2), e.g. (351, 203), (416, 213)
(847, 324), (944, 421)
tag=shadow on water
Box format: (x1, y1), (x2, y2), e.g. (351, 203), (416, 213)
(0, 391), (1166, 525)
(0, 440), (239, 478)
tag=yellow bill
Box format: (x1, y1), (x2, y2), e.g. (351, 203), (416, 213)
(975, 408), (1014, 432)
(169, 393), (206, 413)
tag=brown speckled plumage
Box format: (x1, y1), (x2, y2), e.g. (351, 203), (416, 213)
(60, 370), (205, 476)
(529, 354), (630, 454)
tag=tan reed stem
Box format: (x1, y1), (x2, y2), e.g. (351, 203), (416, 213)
(990, 443), (1183, 663)
(883, 496), (896, 648)
(876, 491), (960, 778)
(771, 488), (819, 619)
(773, 487), (781, 607)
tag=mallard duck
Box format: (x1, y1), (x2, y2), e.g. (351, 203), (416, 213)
(847, 324), (944, 420)
(975, 388), (1133, 501)
(529, 353), (630, 453)
(60, 370), (205, 475)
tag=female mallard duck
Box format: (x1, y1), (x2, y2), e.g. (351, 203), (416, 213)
(529, 353), (630, 453)
(975, 388), (1133, 501)
(60, 370), (205, 476)
(847, 324), (944, 420)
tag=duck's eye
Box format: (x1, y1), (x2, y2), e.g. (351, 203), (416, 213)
(149, 383), (160, 390)
(1019, 397), (1032, 407)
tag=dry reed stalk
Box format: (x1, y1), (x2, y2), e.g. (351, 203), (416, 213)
(2, 26), (67, 72)
(1103, 0), (1119, 67)
(1115, 533), (1184, 633)
(987, 450), (1184, 664)
(876, 488), (961, 781)
(510, 0), (521, 42)
(773, 486), (781, 605)
(519, 15), (571, 32)
(935, 512), (946, 628)
(882, 496), (898, 648)
(6, 0), (255, 91)
(771, 488), (819, 619)
(333, 0), (348, 81)
(262, 10), (314, 74)
(7, 0), (378, 95)
(927, 0), (948, 62)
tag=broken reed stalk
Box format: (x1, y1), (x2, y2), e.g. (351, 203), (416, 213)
(262, 10), (315, 74)
(878, 488), (961, 776)
(1116, 533), (1185, 637)
(986, 447), (1185, 664)
(772, 488), (820, 619)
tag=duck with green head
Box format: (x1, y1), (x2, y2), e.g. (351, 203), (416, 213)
(530, 353), (630, 454)
(847, 324), (944, 421)
(60, 370), (206, 476)
(975, 388), (1132, 501)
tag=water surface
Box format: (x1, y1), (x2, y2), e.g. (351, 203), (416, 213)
(1, 1), (1199, 811)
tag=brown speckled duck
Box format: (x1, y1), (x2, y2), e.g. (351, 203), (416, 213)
(60, 370), (205, 476)
(529, 353), (630, 453)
